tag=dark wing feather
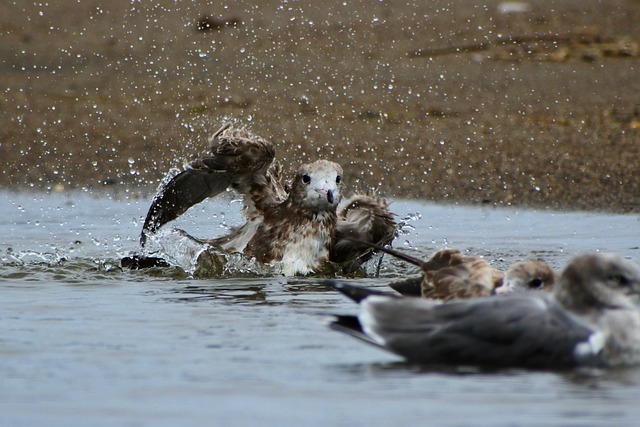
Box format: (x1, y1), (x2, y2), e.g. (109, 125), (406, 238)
(140, 166), (232, 246)
(329, 315), (387, 350)
(328, 280), (399, 303)
(388, 276), (424, 296)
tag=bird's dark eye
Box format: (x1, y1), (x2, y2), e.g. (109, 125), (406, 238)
(336, 175), (342, 184)
(609, 274), (630, 287)
(528, 278), (544, 289)
(302, 174), (311, 184)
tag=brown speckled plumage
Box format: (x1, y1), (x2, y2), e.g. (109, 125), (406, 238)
(385, 247), (556, 299)
(140, 123), (396, 275)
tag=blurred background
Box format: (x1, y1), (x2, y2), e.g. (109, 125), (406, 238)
(1, 0), (639, 211)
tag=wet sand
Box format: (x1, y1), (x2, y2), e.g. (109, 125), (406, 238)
(1, 0), (639, 212)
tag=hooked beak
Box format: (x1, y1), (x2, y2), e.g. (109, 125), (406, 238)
(327, 189), (334, 204)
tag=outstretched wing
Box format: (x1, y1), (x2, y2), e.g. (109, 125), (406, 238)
(140, 165), (232, 245)
(331, 195), (397, 264)
(140, 123), (286, 246)
(204, 124), (286, 208)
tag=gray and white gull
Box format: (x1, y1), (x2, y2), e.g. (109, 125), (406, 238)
(328, 253), (640, 368)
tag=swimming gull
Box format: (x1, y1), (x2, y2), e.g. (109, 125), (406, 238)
(381, 246), (555, 298)
(328, 253), (640, 368)
(493, 260), (558, 294)
(379, 247), (502, 298)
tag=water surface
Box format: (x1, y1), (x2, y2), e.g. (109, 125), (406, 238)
(2, 191), (640, 426)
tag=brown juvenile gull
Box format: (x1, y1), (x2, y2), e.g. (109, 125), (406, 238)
(327, 253), (640, 369)
(493, 260), (558, 294)
(378, 247), (503, 299)
(422, 250), (503, 299)
(381, 247), (556, 298)
(139, 123), (396, 276)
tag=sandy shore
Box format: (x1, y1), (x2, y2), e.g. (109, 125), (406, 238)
(1, 0), (639, 212)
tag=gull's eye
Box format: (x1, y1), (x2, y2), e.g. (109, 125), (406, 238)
(609, 274), (630, 287)
(302, 174), (311, 184)
(336, 175), (342, 184)
(528, 278), (544, 289)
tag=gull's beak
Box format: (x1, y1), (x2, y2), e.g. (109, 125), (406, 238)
(492, 283), (514, 295)
(327, 189), (334, 204)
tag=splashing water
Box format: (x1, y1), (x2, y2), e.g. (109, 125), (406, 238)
(144, 226), (276, 278)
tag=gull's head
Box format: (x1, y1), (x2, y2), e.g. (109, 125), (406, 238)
(554, 253), (640, 311)
(494, 260), (557, 294)
(292, 160), (344, 211)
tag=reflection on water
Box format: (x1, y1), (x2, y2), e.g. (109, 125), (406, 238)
(172, 282), (271, 304)
(1, 191), (640, 426)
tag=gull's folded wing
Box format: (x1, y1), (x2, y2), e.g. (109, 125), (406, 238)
(333, 286), (594, 368)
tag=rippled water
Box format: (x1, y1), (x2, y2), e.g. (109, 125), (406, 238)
(2, 191), (640, 426)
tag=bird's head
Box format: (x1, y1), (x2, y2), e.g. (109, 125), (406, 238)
(291, 160), (344, 211)
(494, 260), (557, 294)
(554, 253), (640, 312)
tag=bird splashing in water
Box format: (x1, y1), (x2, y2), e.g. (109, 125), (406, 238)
(138, 123), (397, 276)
